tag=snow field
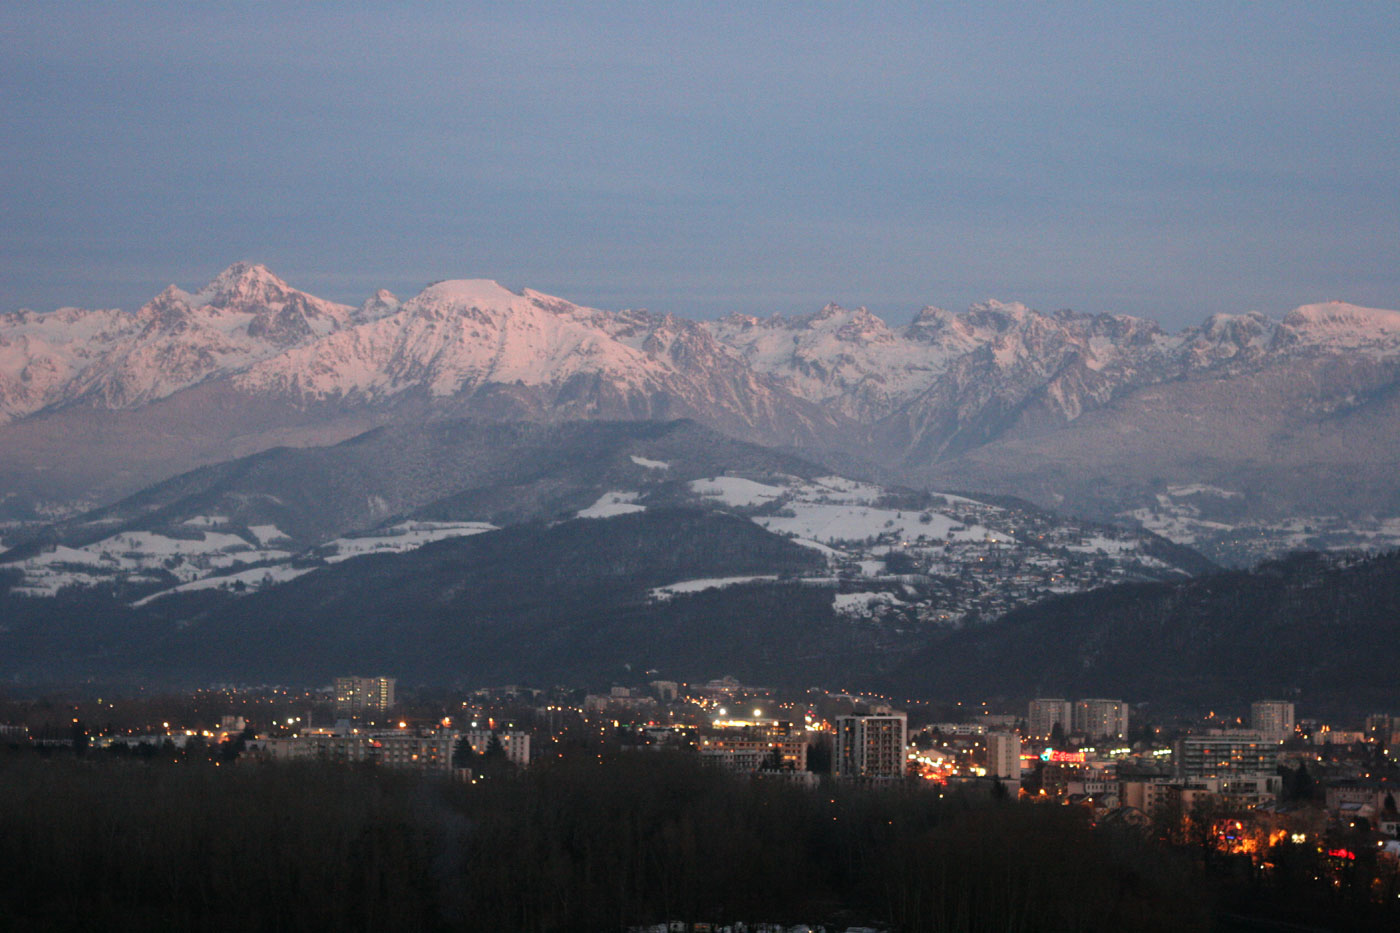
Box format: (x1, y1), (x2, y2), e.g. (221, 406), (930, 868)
(321, 521), (497, 562)
(688, 477), (788, 507)
(833, 590), (908, 617)
(131, 565), (318, 607)
(649, 576), (778, 600)
(758, 504), (994, 546)
(577, 491), (646, 519)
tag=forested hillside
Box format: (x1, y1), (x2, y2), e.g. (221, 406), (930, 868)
(891, 550), (1400, 711)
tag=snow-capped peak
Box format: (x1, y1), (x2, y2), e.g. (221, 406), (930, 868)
(964, 299), (1034, 330)
(189, 262), (293, 309)
(152, 283), (195, 306)
(1281, 301), (1400, 341)
(410, 278), (525, 310)
(5, 262), (1400, 451)
(356, 289), (401, 323)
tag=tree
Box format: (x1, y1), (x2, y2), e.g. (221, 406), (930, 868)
(1280, 761), (1315, 803)
(484, 731), (506, 761)
(473, 731), (513, 779)
(452, 736), (476, 770)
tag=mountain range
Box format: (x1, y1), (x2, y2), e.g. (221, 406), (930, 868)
(4, 263), (1399, 698)
(4, 263), (1400, 564)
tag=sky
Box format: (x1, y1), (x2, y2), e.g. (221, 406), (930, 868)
(2, 2), (1397, 330)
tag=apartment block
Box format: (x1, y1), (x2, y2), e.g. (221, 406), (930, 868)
(834, 712), (908, 779)
(1250, 700), (1296, 743)
(1028, 699), (1072, 741)
(986, 731), (1022, 780)
(1074, 699), (1129, 742)
(334, 676), (396, 717)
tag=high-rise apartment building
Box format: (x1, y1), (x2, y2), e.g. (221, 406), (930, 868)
(1250, 700), (1295, 743)
(334, 676), (396, 717)
(1028, 699), (1072, 741)
(986, 732), (1022, 780)
(834, 712), (908, 779)
(1073, 699), (1129, 742)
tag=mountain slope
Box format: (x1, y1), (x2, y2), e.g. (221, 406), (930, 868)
(0, 509), (847, 686)
(886, 550), (1400, 712)
(2, 414), (1212, 615)
(2, 419), (819, 553)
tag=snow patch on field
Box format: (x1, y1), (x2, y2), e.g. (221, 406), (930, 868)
(131, 565), (318, 607)
(806, 476), (886, 504)
(788, 537), (842, 556)
(689, 477), (786, 507)
(758, 504), (993, 545)
(10, 570), (112, 598)
(629, 455), (669, 470)
(1166, 484), (1242, 499)
(833, 591), (908, 617)
(578, 491), (646, 518)
(320, 521), (497, 562)
(649, 575), (777, 600)
(11, 529), (293, 595)
(247, 524), (290, 545)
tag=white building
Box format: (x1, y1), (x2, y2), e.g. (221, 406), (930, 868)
(464, 729), (531, 767)
(1250, 700), (1295, 743)
(986, 732), (1022, 780)
(372, 729), (459, 774)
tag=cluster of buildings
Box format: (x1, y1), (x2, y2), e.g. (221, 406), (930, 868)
(235, 683), (1400, 846)
(252, 720), (530, 776)
(15, 674), (1398, 862)
(240, 674), (536, 776)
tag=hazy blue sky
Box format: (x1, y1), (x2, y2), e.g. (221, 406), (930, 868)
(2, 2), (1397, 329)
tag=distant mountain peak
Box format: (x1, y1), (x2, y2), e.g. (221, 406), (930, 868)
(355, 288), (401, 323)
(411, 278), (524, 309)
(190, 262), (292, 309)
(1283, 300), (1400, 335)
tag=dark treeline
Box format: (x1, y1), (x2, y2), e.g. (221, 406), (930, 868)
(0, 748), (1209, 933)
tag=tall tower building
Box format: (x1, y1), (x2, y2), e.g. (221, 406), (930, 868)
(1250, 700), (1295, 743)
(1028, 699), (1072, 741)
(834, 712), (908, 779)
(986, 732), (1022, 780)
(334, 676), (396, 717)
(1073, 699), (1129, 742)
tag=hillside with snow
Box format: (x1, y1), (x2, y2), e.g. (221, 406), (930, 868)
(0, 418), (1206, 624)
